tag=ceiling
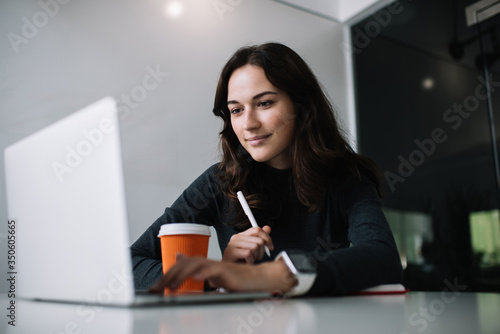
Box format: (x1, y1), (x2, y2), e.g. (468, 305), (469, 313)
(272, 0), (391, 23)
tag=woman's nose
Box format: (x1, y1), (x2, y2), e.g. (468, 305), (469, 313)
(243, 109), (261, 130)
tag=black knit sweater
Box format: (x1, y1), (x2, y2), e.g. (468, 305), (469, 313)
(130, 162), (403, 295)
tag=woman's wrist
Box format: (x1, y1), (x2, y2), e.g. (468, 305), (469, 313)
(258, 259), (297, 293)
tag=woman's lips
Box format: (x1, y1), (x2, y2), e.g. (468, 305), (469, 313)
(246, 134), (271, 146)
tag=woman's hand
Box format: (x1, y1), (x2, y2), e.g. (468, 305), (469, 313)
(222, 226), (274, 263)
(149, 253), (296, 294)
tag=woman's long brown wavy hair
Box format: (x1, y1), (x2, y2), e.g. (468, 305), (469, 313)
(212, 42), (381, 228)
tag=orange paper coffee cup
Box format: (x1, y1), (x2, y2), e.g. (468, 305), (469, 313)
(158, 223), (211, 293)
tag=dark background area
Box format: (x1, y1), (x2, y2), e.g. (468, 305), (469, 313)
(353, 0), (500, 291)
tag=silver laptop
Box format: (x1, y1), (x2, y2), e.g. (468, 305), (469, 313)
(4, 97), (271, 306)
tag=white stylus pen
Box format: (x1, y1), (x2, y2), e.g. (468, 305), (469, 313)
(236, 191), (271, 257)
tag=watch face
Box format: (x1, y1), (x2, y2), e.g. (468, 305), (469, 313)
(288, 252), (317, 273)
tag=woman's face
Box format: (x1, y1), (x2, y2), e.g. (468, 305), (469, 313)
(228, 65), (295, 170)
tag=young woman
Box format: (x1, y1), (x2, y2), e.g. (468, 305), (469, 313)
(132, 42), (403, 296)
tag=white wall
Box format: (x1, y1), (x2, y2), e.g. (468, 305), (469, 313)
(0, 0), (354, 293)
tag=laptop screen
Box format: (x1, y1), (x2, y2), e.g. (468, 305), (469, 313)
(4, 97), (136, 305)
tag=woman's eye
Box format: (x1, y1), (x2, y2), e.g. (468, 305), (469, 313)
(258, 100), (274, 108)
(230, 108), (242, 114)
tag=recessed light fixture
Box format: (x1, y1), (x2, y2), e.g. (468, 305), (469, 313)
(165, 1), (184, 18)
(422, 77), (434, 90)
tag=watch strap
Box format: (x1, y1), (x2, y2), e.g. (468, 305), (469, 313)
(275, 251), (317, 297)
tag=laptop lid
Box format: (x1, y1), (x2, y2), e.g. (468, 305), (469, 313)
(4, 97), (136, 305)
(4, 97), (274, 306)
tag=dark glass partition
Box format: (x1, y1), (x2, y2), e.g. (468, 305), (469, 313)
(352, 0), (500, 291)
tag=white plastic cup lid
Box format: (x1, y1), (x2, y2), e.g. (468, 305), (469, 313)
(157, 223), (211, 237)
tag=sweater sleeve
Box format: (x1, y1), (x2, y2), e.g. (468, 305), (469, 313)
(307, 180), (403, 295)
(130, 164), (223, 290)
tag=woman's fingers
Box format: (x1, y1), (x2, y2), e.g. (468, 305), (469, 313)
(248, 226), (274, 251)
(149, 254), (207, 293)
(222, 226), (273, 263)
(149, 255), (295, 294)
(149, 256), (230, 293)
(224, 236), (265, 263)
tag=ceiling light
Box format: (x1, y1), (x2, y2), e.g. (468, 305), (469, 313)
(422, 78), (434, 90)
(165, 1), (184, 19)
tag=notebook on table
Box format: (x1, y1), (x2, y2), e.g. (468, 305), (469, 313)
(3, 97), (271, 306)
(354, 284), (409, 295)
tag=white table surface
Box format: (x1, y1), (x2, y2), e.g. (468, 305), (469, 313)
(2, 291), (500, 334)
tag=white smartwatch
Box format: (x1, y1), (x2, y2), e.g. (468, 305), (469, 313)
(275, 250), (317, 297)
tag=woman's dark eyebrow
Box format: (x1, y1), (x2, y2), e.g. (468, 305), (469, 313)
(227, 91), (278, 106)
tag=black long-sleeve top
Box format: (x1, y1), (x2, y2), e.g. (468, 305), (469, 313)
(130, 162), (403, 295)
